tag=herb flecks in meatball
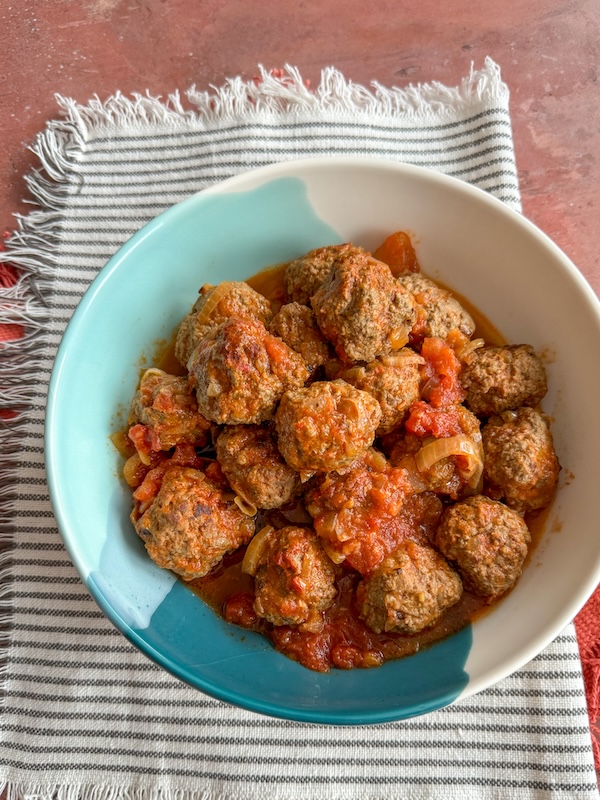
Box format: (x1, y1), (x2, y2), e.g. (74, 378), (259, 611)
(245, 525), (337, 628)
(337, 350), (423, 435)
(356, 541), (463, 634)
(399, 272), (475, 342)
(311, 251), (417, 363)
(284, 243), (365, 306)
(434, 494), (531, 600)
(461, 344), (547, 417)
(175, 281), (273, 366)
(268, 302), (330, 377)
(215, 424), (302, 510)
(128, 368), (211, 454)
(188, 317), (310, 425)
(134, 466), (255, 581)
(482, 407), (560, 513)
(275, 379), (381, 475)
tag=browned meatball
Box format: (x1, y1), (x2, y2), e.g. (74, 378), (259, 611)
(274, 379), (382, 474)
(482, 407), (560, 513)
(134, 466), (255, 580)
(245, 525), (337, 628)
(434, 494), (531, 600)
(215, 424), (302, 510)
(175, 281), (273, 366)
(398, 273), (475, 341)
(311, 251), (417, 363)
(387, 402), (483, 500)
(129, 368), (211, 451)
(268, 302), (330, 377)
(461, 344), (547, 417)
(356, 541), (462, 634)
(337, 350), (423, 435)
(284, 243), (365, 306)
(188, 317), (309, 425)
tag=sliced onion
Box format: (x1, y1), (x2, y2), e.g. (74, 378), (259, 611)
(458, 337), (485, 361)
(195, 281), (237, 326)
(122, 453), (145, 487)
(241, 525), (275, 576)
(321, 539), (346, 565)
(140, 367), (167, 386)
(415, 434), (482, 476)
(389, 326), (409, 350)
(234, 495), (258, 516)
(338, 366), (365, 383)
(380, 351), (425, 368)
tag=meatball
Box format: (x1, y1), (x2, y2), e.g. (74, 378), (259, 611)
(482, 407), (560, 513)
(461, 344), (547, 417)
(398, 272), (475, 341)
(134, 466), (255, 580)
(337, 350), (423, 435)
(388, 402), (483, 500)
(268, 302), (330, 377)
(434, 494), (531, 600)
(188, 317), (309, 425)
(249, 525), (337, 628)
(175, 281), (273, 366)
(284, 243), (365, 306)
(129, 368), (211, 452)
(311, 251), (417, 363)
(274, 379), (381, 474)
(356, 541), (462, 634)
(215, 424), (302, 510)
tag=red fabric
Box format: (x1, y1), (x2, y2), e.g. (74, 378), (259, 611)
(0, 248), (598, 768)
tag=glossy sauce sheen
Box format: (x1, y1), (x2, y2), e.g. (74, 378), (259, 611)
(164, 264), (543, 672)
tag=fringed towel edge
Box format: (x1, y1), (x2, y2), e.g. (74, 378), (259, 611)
(51, 57), (509, 140)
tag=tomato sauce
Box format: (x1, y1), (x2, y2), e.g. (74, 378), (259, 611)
(152, 257), (543, 674)
(174, 262), (501, 673)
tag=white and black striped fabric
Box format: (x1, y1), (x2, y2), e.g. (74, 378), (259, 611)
(0, 61), (598, 800)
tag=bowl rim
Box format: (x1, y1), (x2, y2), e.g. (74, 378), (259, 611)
(45, 155), (600, 723)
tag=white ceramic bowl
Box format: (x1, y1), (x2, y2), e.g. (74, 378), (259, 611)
(46, 157), (600, 724)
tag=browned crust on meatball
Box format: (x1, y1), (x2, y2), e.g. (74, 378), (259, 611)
(188, 317), (310, 425)
(134, 466), (255, 580)
(129, 369), (211, 450)
(398, 272), (475, 341)
(311, 252), (417, 363)
(284, 243), (365, 306)
(274, 379), (382, 473)
(253, 526), (337, 627)
(434, 494), (531, 600)
(215, 424), (302, 510)
(337, 350), (423, 435)
(175, 281), (273, 366)
(356, 541), (462, 634)
(268, 302), (330, 376)
(482, 407), (560, 513)
(461, 344), (547, 416)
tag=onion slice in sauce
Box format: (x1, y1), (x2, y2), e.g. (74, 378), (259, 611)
(241, 525), (275, 576)
(194, 282), (236, 326)
(234, 495), (258, 517)
(415, 434), (483, 488)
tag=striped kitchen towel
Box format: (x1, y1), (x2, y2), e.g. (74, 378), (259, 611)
(0, 59), (598, 800)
